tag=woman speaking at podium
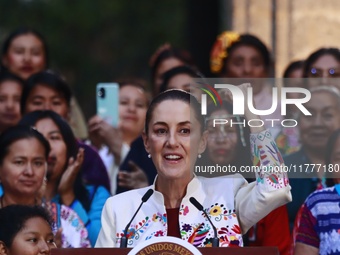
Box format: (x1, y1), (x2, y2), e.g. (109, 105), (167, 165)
(95, 86), (291, 248)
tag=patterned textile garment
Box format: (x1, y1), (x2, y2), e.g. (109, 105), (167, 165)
(45, 201), (91, 248)
(275, 126), (300, 156)
(295, 185), (340, 255)
(95, 130), (291, 248)
(0, 191), (91, 248)
(290, 178), (326, 254)
(52, 185), (110, 246)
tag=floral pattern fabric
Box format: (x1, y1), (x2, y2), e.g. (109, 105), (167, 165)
(46, 201), (91, 248)
(251, 130), (289, 190)
(275, 126), (300, 156)
(179, 203), (240, 247)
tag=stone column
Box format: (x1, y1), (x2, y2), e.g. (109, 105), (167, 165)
(229, 0), (340, 77)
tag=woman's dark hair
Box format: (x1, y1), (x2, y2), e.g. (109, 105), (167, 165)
(0, 71), (25, 87)
(202, 100), (252, 169)
(151, 47), (195, 83)
(325, 128), (340, 187)
(282, 60), (305, 88)
(0, 125), (50, 165)
(150, 46), (195, 96)
(159, 65), (205, 93)
(144, 89), (204, 134)
(1, 27), (49, 69)
(21, 71), (72, 114)
(224, 34), (272, 75)
(283, 60), (305, 78)
(0, 205), (53, 247)
(19, 110), (90, 211)
(303, 48), (340, 77)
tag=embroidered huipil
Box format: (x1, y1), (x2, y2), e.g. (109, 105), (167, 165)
(295, 185), (340, 255)
(95, 130), (291, 248)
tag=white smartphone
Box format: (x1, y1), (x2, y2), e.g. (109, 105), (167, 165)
(96, 83), (119, 127)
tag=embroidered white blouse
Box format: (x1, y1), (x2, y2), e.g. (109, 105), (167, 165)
(95, 130), (291, 248)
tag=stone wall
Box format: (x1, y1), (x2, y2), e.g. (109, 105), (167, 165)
(228, 0), (340, 77)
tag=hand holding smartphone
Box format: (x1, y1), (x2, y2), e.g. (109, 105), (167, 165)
(96, 83), (119, 127)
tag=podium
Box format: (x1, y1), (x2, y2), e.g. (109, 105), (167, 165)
(52, 247), (279, 255)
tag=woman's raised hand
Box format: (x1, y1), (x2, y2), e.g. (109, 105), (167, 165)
(88, 115), (123, 164)
(118, 161), (149, 189)
(58, 148), (84, 206)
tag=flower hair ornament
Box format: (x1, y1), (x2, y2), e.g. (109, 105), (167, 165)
(210, 31), (240, 74)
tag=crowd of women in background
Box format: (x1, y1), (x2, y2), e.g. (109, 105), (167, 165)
(0, 27), (339, 255)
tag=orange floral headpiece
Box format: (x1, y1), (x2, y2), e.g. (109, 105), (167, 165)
(210, 31), (240, 74)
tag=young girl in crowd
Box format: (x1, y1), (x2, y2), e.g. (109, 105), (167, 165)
(0, 205), (57, 255)
(1, 28), (47, 80)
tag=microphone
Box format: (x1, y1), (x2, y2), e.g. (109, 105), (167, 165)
(120, 189), (154, 248)
(189, 197), (219, 247)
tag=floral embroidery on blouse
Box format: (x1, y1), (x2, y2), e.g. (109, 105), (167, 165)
(116, 212), (167, 246)
(179, 205), (189, 216)
(208, 203), (236, 221)
(60, 205), (91, 247)
(180, 203), (242, 247)
(102, 129), (288, 249)
(145, 213), (167, 241)
(251, 130), (289, 190)
(45, 201), (90, 248)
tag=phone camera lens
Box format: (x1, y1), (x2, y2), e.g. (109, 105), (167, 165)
(98, 88), (105, 98)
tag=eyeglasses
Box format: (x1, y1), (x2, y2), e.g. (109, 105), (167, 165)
(310, 67), (340, 78)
